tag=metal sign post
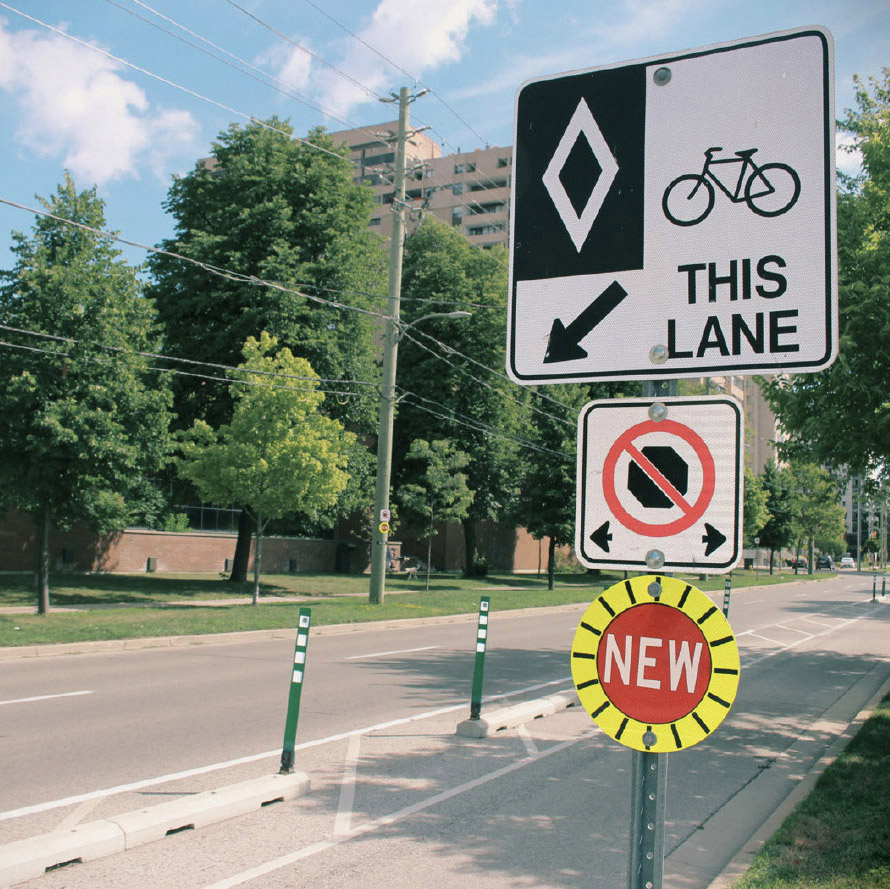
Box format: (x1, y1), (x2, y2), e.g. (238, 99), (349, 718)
(572, 575), (740, 888)
(628, 751), (668, 889)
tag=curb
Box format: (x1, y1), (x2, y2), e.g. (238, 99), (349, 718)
(0, 602), (592, 661)
(455, 691), (578, 738)
(0, 772), (309, 887)
(705, 670), (890, 888)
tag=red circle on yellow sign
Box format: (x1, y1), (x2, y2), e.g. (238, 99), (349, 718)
(596, 602), (711, 724)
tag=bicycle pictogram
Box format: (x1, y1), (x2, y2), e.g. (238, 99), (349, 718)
(662, 147), (801, 226)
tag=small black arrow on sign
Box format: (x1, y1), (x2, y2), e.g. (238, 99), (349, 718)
(702, 523), (727, 556)
(543, 280), (628, 364)
(590, 521), (612, 553)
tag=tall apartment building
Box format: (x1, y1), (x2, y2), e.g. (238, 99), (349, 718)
(330, 122), (512, 250)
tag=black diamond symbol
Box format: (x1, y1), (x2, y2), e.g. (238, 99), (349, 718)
(558, 135), (603, 218)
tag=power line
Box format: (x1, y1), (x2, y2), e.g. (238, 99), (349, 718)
(0, 195), (573, 428)
(223, 0), (384, 101)
(299, 0), (418, 84)
(107, 0), (400, 158)
(401, 329), (575, 429)
(0, 338), (372, 399)
(0, 196), (389, 324)
(0, 323), (377, 389)
(0, 2), (350, 164)
(105, 0), (352, 126)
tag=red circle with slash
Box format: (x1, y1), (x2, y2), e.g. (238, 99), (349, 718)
(602, 419), (715, 537)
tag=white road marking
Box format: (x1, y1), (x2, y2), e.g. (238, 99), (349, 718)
(777, 624), (814, 636)
(0, 690), (93, 707)
(54, 797), (102, 831)
(0, 676), (572, 823)
(333, 733), (361, 837)
(198, 731), (597, 889)
(345, 646), (439, 660)
(517, 724), (539, 757)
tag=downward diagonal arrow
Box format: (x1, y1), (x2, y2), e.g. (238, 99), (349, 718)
(543, 280), (628, 364)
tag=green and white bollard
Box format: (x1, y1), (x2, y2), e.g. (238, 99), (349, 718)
(721, 577), (731, 617)
(280, 607), (311, 774)
(469, 596), (490, 720)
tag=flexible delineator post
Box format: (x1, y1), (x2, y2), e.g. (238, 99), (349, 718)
(721, 577), (732, 617)
(280, 607), (311, 774)
(469, 597), (491, 720)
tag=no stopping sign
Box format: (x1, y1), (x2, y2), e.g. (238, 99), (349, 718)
(576, 397), (742, 573)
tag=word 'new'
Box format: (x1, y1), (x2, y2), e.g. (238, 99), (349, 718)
(602, 634), (703, 692)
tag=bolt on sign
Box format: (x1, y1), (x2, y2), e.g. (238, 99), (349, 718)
(506, 26), (836, 384)
(571, 575), (740, 752)
(576, 397), (743, 573)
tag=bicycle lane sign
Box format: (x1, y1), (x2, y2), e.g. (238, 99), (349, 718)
(576, 397), (743, 573)
(507, 26), (836, 385)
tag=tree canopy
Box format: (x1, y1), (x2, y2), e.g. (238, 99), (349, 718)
(393, 217), (528, 574)
(763, 70), (890, 474)
(178, 333), (354, 602)
(0, 176), (173, 610)
(396, 438), (474, 590)
(149, 118), (386, 573)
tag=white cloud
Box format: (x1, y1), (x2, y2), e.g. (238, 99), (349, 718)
(315, 0), (500, 117)
(836, 131), (863, 179)
(254, 40), (313, 93)
(595, 0), (710, 49)
(0, 21), (199, 187)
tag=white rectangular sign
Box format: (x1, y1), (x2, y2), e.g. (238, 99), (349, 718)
(576, 397), (743, 573)
(508, 27), (836, 384)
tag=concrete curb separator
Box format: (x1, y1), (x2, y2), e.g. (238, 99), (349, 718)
(455, 691), (578, 738)
(705, 671), (890, 888)
(0, 772), (310, 888)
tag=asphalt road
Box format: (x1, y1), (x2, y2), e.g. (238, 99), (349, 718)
(1, 571), (888, 888)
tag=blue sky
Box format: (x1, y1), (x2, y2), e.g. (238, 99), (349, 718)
(0, 0), (887, 270)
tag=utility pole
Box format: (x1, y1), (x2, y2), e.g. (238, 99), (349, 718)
(369, 87), (411, 605)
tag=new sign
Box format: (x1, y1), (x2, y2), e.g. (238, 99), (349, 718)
(576, 397), (742, 573)
(571, 575), (740, 752)
(507, 27), (836, 384)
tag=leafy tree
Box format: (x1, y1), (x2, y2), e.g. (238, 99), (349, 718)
(394, 218), (528, 575)
(762, 70), (890, 474)
(149, 118), (385, 579)
(756, 462), (795, 573)
(518, 385), (586, 589)
(743, 468), (770, 547)
(178, 333), (354, 604)
(0, 176), (173, 611)
(787, 462), (847, 574)
(396, 439), (474, 591)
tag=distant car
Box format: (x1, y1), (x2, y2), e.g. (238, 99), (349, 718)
(840, 555), (855, 568)
(816, 554), (834, 570)
(789, 556), (808, 571)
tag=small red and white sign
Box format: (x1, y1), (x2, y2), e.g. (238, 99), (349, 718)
(576, 396), (742, 573)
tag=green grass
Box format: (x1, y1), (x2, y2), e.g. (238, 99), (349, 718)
(0, 567), (829, 648)
(732, 692), (890, 889)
